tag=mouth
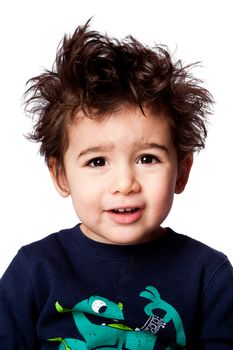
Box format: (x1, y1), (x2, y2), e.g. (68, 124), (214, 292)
(110, 208), (139, 214)
(102, 322), (133, 331)
(106, 207), (143, 224)
(87, 313), (131, 330)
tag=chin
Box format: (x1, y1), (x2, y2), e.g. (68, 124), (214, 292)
(107, 232), (152, 245)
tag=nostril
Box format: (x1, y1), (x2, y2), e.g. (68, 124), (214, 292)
(110, 173), (141, 195)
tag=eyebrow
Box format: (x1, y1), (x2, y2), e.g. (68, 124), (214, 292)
(137, 142), (169, 153)
(78, 142), (168, 158)
(78, 144), (114, 158)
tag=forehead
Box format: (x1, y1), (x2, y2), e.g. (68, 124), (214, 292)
(67, 106), (173, 150)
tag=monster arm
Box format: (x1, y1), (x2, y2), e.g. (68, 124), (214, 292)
(49, 337), (87, 350)
(140, 286), (186, 347)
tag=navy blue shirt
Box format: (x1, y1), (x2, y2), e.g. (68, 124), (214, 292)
(0, 225), (232, 349)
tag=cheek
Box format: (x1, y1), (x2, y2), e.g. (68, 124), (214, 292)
(69, 178), (102, 215)
(146, 170), (177, 193)
(146, 174), (177, 207)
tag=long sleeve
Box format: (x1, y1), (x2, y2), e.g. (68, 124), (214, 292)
(200, 259), (233, 349)
(0, 250), (40, 349)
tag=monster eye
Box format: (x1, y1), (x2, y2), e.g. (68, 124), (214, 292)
(92, 300), (107, 313)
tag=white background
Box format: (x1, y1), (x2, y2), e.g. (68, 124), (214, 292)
(0, 0), (232, 276)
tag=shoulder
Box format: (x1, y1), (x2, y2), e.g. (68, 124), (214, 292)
(18, 225), (79, 263)
(165, 229), (233, 302)
(167, 227), (228, 261)
(166, 228), (232, 281)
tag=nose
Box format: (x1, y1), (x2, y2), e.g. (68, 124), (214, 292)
(110, 166), (141, 195)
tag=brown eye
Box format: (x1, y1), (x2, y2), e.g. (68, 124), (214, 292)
(138, 155), (159, 164)
(88, 157), (106, 167)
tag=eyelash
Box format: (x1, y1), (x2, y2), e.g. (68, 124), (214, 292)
(87, 157), (107, 168)
(137, 154), (160, 165)
(86, 154), (160, 168)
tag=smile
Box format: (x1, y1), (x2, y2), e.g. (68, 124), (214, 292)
(106, 207), (143, 224)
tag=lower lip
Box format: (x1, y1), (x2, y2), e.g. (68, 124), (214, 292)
(106, 209), (143, 225)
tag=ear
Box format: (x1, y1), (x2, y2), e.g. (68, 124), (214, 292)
(175, 153), (193, 194)
(48, 158), (70, 198)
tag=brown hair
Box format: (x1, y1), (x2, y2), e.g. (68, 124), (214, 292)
(25, 19), (213, 175)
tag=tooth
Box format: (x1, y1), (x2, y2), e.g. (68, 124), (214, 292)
(113, 208), (137, 213)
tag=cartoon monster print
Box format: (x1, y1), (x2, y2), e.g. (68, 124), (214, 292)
(49, 286), (186, 349)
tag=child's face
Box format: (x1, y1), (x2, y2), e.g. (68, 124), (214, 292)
(51, 106), (192, 245)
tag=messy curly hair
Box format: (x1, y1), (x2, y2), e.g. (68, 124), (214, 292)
(25, 19), (213, 175)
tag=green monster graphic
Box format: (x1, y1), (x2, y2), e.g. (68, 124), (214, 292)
(49, 286), (186, 349)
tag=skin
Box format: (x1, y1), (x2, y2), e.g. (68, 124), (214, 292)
(50, 105), (193, 245)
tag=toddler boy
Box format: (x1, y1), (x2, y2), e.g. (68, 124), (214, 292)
(0, 20), (232, 349)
